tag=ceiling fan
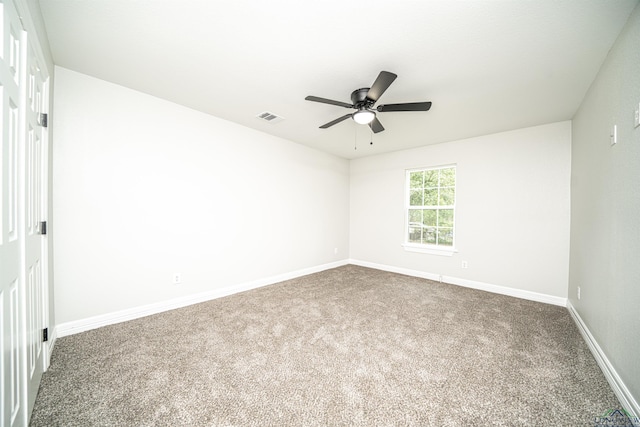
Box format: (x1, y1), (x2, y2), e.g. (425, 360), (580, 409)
(305, 71), (432, 134)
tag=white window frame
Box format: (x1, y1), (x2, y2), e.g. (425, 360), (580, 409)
(402, 164), (457, 256)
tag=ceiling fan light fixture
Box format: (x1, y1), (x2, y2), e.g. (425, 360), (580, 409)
(353, 109), (375, 125)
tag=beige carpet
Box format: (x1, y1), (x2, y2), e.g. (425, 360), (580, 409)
(30, 265), (625, 426)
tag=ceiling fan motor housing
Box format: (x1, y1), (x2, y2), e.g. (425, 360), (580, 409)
(351, 88), (375, 109)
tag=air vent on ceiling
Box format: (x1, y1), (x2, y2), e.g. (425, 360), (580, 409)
(256, 111), (284, 124)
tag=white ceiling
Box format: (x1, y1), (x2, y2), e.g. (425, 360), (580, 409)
(38, 0), (638, 159)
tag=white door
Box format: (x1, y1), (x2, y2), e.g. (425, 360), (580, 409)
(1, 1), (27, 426)
(2, 0), (50, 424)
(22, 38), (48, 417)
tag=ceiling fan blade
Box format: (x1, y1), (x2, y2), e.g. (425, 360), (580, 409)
(305, 96), (353, 109)
(319, 113), (353, 129)
(377, 102), (432, 112)
(369, 117), (385, 133)
(366, 71), (397, 103)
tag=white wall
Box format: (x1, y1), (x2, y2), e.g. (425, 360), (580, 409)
(569, 3), (640, 409)
(350, 122), (571, 299)
(52, 67), (350, 324)
(53, 67), (574, 325)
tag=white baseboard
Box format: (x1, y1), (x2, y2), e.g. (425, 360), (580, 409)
(348, 259), (567, 307)
(567, 301), (640, 423)
(55, 258), (566, 338)
(55, 259), (349, 338)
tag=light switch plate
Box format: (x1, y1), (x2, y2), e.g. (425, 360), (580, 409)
(635, 103), (640, 128)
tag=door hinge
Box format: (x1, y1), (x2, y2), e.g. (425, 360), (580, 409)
(40, 221), (47, 235)
(38, 113), (48, 128)
(43, 328), (48, 342)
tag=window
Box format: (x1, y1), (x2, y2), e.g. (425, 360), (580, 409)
(404, 165), (456, 254)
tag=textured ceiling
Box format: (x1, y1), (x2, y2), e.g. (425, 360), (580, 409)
(39, 0), (638, 159)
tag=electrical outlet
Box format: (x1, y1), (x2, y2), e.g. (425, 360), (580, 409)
(577, 286), (581, 300)
(635, 103), (640, 128)
(461, 260), (468, 269)
(173, 273), (181, 285)
(334, 247), (338, 255)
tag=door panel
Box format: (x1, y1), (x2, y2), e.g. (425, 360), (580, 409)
(1, 0), (26, 424)
(1, 0), (50, 424)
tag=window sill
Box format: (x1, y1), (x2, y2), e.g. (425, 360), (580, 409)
(401, 243), (457, 256)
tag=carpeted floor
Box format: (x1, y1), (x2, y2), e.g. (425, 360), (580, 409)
(30, 265), (625, 426)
